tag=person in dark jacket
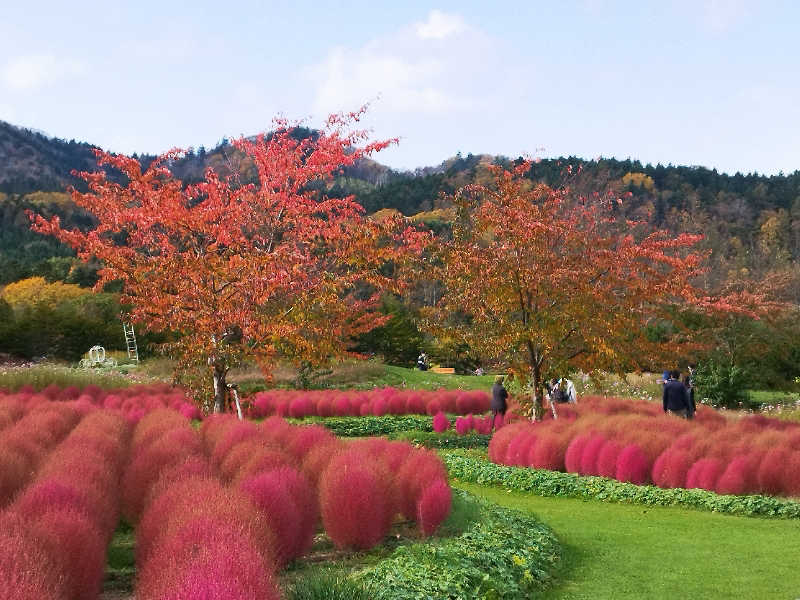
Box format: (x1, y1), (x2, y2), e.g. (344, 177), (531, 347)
(683, 364), (696, 419)
(491, 375), (509, 430)
(663, 369), (691, 418)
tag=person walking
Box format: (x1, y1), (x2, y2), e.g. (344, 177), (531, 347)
(663, 369), (691, 418)
(491, 375), (508, 430)
(683, 364), (697, 419)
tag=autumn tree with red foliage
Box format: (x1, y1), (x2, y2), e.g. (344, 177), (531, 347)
(31, 109), (425, 411)
(425, 162), (768, 419)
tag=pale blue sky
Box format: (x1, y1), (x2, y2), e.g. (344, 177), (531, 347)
(1, 1), (798, 174)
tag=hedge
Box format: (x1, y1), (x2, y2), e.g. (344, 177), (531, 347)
(390, 429), (490, 449)
(443, 451), (800, 519)
(289, 415), (433, 437)
(356, 489), (561, 599)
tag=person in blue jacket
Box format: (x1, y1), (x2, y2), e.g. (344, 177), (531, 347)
(663, 369), (691, 418)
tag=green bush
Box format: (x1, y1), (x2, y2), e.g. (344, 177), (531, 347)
(291, 415), (433, 437)
(391, 429), (490, 449)
(288, 571), (373, 600)
(356, 489), (561, 599)
(694, 359), (750, 409)
(443, 451), (800, 519)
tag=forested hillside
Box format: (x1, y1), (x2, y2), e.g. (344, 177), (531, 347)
(2, 121), (798, 294)
(1, 121), (799, 384)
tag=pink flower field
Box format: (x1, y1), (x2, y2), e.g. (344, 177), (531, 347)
(490, 396), (800, 497)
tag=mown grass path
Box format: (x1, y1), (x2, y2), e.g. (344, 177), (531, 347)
(457, 482), (800, 599)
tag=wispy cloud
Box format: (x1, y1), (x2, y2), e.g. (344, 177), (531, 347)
(414, 9), (467, 40)
(307, 10), (497, 117)
(1, 54), (86, 92)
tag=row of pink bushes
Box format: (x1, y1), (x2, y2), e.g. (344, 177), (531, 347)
(249, 387), (490, 418)
(0, 402), (82, 507)
(490, 396), (800, 497)
(0, 410), (129, 599)
(124, 410), (282, 600)
(203, 414), (453, 550)
(124, 408), (453, 596)
(0, 383), (202, 424)
(433, 412), (500, 435)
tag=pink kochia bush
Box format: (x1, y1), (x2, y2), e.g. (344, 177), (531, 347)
(126, 411), (282, 600)
(488, 395), (800, 497)
(248, 387), (490, 418)
(432, 411), (450, 433)
(0, 402), (81, 506)
(3, 410), (130, 600)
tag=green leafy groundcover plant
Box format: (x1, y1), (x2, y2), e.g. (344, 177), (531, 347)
(290, 415), (433, 437)
(443, 451), (800, 519)
(391, 429), (490, 449)
(356, 489), (561, 599)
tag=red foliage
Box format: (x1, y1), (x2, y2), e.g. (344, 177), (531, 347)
(564, 435), (590, 474)
(28, 508), (106, 600)
(0, 513), (67, 600)
(616, 444), (650, 485)
(685, 458), (725, 491)
(596, 440), (623, 478)
(432, 411), (450, 433)
(240, 473), (304, 567)
(757, 447), (792, 495)
(417, 480), (452, 537)
(579, 435), (607, 476)
(319, 451), (393, 550)
(136, 517), (279, 600)
(455, 414), (474, 436)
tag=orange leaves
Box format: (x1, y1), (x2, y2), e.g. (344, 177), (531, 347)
(428, 164), (720, 391)
(29, 111), (423, 391)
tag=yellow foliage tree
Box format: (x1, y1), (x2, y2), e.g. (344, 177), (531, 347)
(1, 277), (90, 309)
(621, 172), (655, 191)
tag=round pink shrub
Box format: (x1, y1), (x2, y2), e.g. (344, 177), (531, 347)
(210, 421), (261, 467)
(455, 415), (474, 436)
(397, 450), (448, 520)
(564, 435), (590, 474)
(505, 432), (536, 466)
(29, 508), (105, 600)
(425, 399), (442, 416)
(596, 441), (622, 478)
(137, 518), (279, 600)
(370, 398), (388, 416)
(474, 416), (493, 435)
(579, 435), (607, 476)
(289, 396), (314, 419)
(685, 458), (725, 491)
(715, 454), (759, 496)
(417, 480), (452, 537)
(407, 394), (426, 414)
(0, 513), (66, 600)
(616, 444), (650, 485)
(432, 412), (450, 433)
(240, 468), (315, 565)
(758, 447), (791, 495)
(320, 452), (392, 550)
(288, 425), (335, 461)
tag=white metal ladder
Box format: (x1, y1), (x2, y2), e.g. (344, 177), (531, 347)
(123, 322), (139, 363)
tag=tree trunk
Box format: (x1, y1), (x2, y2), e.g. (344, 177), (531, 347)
(531, 363), (545, 421)
(212, 363), (227, 414)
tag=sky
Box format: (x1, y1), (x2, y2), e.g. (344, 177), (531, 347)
(1, 0), (798, 175)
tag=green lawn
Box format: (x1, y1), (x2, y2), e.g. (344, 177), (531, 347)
(457, 482), (800, 600)
(365, 365), (495, 390)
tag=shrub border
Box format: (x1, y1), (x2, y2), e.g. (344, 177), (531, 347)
(390, 429), (490, 449)
(355, 489), (561, 599)
(290, 415), (433, 437)
(443, 451), (800, 519)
